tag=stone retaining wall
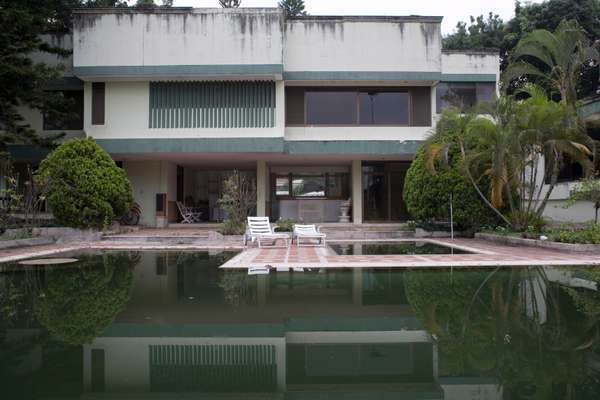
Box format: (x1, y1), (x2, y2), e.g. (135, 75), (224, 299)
(475, 232), (600, 253)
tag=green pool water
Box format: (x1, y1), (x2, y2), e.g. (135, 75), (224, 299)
(1, 250), (599, 399)
(329, 241), (471, 255)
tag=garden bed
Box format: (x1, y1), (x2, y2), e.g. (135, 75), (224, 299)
(475, 232), (600, 253)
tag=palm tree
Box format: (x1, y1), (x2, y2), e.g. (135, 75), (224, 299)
(520, 86), (594, 217)
(425, 86), (593, 229)
(424, 107), (514, 226)
(219, 0), (241, 7)
(278, 0), (307, 17)
(502, 19), (599, 107)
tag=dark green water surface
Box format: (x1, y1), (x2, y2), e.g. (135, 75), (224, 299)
(329, 241), (471, 255)
(1, 250), (599, 399)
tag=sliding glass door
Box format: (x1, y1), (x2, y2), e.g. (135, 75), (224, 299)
(363, 162), (409, 222)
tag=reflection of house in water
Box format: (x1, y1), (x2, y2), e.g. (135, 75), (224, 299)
(82, 252), (504, 399)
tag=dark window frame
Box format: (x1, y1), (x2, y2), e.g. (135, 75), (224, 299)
(92, 82), (106, 125)
(286, 87), (415, 127)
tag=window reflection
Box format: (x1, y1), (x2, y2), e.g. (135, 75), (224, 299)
(306, 91), (357, 124)
(436, 82), (496, 113)
(359, 92), (409, 125)
(275, 177), (290, 196)
(292, 176), (326, 197)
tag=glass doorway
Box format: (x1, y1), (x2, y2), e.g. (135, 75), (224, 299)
(363, 162), (409, 222)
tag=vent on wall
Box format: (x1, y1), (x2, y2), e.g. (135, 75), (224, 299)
(149, 81), (276, 129)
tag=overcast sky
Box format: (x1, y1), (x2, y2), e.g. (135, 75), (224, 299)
(162, 0), (544, 35)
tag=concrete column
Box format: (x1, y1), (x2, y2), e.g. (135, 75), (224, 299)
(351, 160), (363, 224)
(257, 160), (268, 217)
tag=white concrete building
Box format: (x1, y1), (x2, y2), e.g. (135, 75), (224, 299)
(13, 7), (502, 227)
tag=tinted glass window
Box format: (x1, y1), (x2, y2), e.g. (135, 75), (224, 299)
(359, 92), (409, 125)
(436, 83), (476, 113)
(92, 82), (105, 125)
(276, 176), (290, 196)
(306, 91), (357, 124)
(327, 174), (347, 198)
(436, 82), (496, 113)
(292, 175), (326, 197)
(285, 87), (305, 125)
(476, 82), (496, 104)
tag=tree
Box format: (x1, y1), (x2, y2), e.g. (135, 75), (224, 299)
(218, 170), (256, 235)
(403, 117), (498, 231)
(445, 0), (600, 97)
(135, 0), (156, 7)
(503, 19), (600, 107)
(425, 86), (594, 230)
(278, 0), (307, 17)
(565, 175), (600, 222)
(219, 0), (241, 8)
(36, 138), (133, 229)
(404, 267), (599, 396)
(82, 0), (128, 7)
(443, 13), (506, 51)
(0, 0), (80, 151)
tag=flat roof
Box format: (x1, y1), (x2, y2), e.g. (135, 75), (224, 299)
(72, 7), (443, 23)
(288, 15), (443, 23)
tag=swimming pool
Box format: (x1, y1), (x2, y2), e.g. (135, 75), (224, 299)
(1, 250), (599, 398)
(329, 240), (472, 255)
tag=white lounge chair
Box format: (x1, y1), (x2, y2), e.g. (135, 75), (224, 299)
(245, 217), (291, 248)
(177, 201), (202, 224)
(293, 224), (327, 247)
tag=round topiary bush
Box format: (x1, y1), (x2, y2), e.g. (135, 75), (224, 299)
(37, 138), (133, 229)
(403, 144), (496, 231)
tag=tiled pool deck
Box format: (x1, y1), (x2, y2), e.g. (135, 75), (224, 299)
(219, 238), (600, 269)
(0, 237), (598, 268)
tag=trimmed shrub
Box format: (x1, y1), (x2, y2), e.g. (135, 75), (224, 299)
(403, 145), (497, 231)
(37, 138), (133, 229)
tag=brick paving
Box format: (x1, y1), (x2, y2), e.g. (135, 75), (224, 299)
(221, 238), (600, 269)
(1, 237), (599, 269)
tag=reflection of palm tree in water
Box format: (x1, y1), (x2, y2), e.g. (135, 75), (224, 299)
(404, 266), (600, 398)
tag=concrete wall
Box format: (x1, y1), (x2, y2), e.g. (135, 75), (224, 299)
(285, 126), (431, 142)
(284, 18), (442, 73)
(528, 159), (594, 224)
(441, 51), (499, 77)
(73, 9), (283, 69)
(123, 160), (176, 226)
(542, 181), (596, 223)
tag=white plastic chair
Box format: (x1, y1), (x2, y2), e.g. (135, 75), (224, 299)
(245, 217), (290, 248)
(293, 224), (327, 247)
